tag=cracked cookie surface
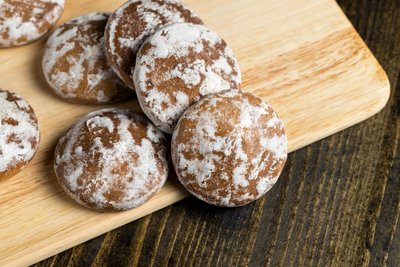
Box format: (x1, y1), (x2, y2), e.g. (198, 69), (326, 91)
(105, 0), (203, 88)
(135, 23), (241, 134)
(54, 108), (169, 211)
(0, 89), (40, 179)
(0, 0), (64, 47)
(172, 90), (287, 207)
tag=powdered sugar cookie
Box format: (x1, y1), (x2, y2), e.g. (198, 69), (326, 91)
(43, 13), (133, 104)
(54, 108), (169, 211)
(0, 0), (65, 47)
(172, 90), (287, 207)
(105, 0), (203, 89)
(0, 89), (40, 179)
(134, 23), (242, 134)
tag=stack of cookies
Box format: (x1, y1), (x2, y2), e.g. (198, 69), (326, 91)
(0, 0), (288, 211)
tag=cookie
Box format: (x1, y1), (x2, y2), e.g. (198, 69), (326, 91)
(0, 0), (65, 47)
(134, 23), (242, 134)
(105, 0), (203, 89)
(171, 90), (287, 207)
(43, 13), (133, 104)
(0, 89), (40, 179)
(54, 108), (169, 211)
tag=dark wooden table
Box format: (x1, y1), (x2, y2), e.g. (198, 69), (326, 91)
(35, 0), (400, 266)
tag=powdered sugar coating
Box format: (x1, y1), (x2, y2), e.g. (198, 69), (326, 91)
(172, 90), (287, 207)
(0, 89), (40, 176)
(135, 23), (242, 134)
(54, 108), (169, 211)
(0, 0), (65, 47)
(43, 12), (133, 104)
(104, 0), (203, 88)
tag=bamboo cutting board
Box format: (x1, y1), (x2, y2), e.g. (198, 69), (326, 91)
(0, 0), (390, 266)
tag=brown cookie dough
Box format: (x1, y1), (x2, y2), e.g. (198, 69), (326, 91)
(0, 89), (40, 179)
(0, 0), (65, 47)
(171, 90), (287, 207)
(43, 12), (133, 104)
(134, 23), (242, 134)
(104, 0), (203, 89)
(54, 108), (169, 211)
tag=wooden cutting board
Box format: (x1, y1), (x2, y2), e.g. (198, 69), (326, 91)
(0, 0), (390, 266)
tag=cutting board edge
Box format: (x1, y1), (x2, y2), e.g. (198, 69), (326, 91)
(290, 65), (391, 151)
(1, 189), (190, 267)
(1, 50), (392, 267)
(0, 0), (393, 265)
(2, 77), (391, 267)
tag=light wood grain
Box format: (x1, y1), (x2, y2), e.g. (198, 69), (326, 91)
(0, 0), (390, 266)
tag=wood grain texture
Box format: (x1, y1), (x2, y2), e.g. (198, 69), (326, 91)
(34, 0), (400, 266)
(0, 0), (392, 266)
(33, 0), (399, 266)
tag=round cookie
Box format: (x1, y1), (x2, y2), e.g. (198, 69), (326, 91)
(54, 108), (169, 211)
(171, 90), (287, 207)
(105, 0), (203, 89)
(43, 12), (133, 104)
(134, 23), (242, 134)
(0, 0), (65, 47)
(0, 89), (40, 179)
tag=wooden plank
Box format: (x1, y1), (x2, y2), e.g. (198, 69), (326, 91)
(0, 0), (390, 266)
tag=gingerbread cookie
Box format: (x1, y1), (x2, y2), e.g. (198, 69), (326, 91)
(43, 12), (133, 104)
(0, 0), (65, 47)
(134, 23), (242, 134)
(105, 0), (203, 88)
(0, 89), (40, 179)
(54, 108), (169, 211)
(171, 90), (287, 207)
